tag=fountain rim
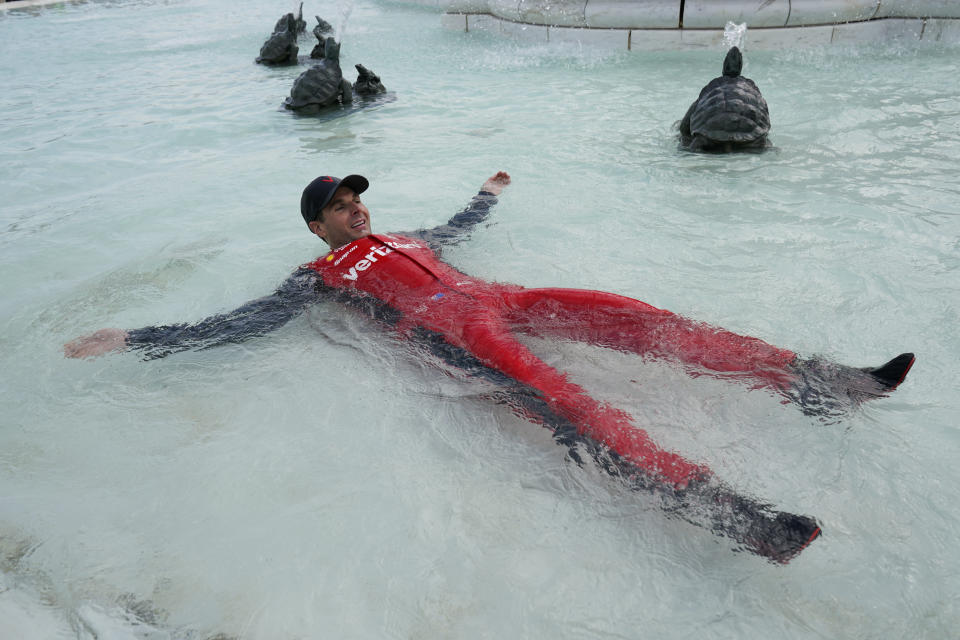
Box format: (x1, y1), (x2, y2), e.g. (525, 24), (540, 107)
(415, 0), (960, 50)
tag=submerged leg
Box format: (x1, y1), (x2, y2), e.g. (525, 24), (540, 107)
(409, 323), (821, 563)
(499, 287), (797, 387)
(498, 287), (914, 415)
(451, 318), (711, 488)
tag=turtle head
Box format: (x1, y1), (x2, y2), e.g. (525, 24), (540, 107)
(353, 64), (386, 95)
(723, 46), (743, 77)
(294, 3), (306, 33)
(324, 37), (340, 62)
(313, 15), (333, 40)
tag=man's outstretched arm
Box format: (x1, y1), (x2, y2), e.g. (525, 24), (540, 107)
(415, 171), (511, 250)
(64, 268), (323, 360)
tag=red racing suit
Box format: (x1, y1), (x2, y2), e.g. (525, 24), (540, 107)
(302, 232), (797, 487)
(124, 189), (823, 561)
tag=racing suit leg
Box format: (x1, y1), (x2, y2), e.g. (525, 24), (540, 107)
(496, 287), (798, 390)
(410, 302), (821, 562)
(446, 315), (711, 488)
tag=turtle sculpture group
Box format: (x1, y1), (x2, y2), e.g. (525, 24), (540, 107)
(678, 47), (771, 152)
(285, 37), (354, 114)
(284, 38), (389, 114)
(310, 16), (335, 59)
(256, 3), (306, 65)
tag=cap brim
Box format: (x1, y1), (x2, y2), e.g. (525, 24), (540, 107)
(316, 174), (369, 213)
(338, 174), (369, 197)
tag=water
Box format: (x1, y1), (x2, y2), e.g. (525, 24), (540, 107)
(1, 1), (959, 638)
(723, 21), (747, 49)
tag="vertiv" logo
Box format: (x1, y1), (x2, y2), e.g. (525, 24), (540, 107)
(341, 240), (421, 281)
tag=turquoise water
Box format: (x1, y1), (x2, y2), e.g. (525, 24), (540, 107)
(1, 1), (959, 638)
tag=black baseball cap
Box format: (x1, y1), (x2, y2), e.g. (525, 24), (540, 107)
(300, 174), (369, 226)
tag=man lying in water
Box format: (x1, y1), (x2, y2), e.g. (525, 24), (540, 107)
(65, 171), (914, 563)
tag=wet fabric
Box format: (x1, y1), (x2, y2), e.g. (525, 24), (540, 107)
(302, 232), (796, 486)
(129, 190), (797, 488)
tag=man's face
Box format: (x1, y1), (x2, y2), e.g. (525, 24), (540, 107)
(309, 186), (371, 249)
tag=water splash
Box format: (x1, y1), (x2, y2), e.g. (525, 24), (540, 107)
(723, 21), (747, 50)
(336, 0), (354, 42)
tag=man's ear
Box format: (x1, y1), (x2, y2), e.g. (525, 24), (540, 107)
(308, 219), (325, 240)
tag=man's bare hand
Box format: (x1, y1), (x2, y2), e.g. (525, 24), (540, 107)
(64, 328), (129, 359)
(482, 171), (511, 196)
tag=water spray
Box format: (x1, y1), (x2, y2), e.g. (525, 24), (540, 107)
(723, 21), (747, 50)
(336, 0), (354, 43)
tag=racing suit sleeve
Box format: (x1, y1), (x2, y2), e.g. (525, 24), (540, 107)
(125, 267), (323, 359)
(413, 190), (499, 251)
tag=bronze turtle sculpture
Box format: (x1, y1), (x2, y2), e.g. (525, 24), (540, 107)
(284, 37), (353, 114)
(679, 47), (771, 152)
(352, 64), (386, 96)
(309, 16), (335, 59)
(256, 27), (298, 65)
(257, 3), (306, 65)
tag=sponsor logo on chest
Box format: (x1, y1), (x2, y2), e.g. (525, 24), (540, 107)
(339, 239), (423, 281)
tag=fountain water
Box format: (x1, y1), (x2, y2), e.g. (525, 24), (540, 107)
(2, 1), (958, 638)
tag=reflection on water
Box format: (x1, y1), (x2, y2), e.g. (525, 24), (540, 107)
(2, 0), (960, 638)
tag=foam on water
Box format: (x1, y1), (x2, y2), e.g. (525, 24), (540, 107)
(1, 1), (959, 638)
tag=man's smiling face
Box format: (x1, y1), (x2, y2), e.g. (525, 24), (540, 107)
(309, 185), (371, 250)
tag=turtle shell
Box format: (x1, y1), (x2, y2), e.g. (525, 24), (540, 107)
(285, 61), (344, 109)
(688, 76), (769, 144)
(257, 30), (298, 64)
